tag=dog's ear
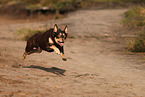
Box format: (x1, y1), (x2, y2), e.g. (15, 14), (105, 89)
(64, 26), (68, 33)
(54, 24), (58, 32)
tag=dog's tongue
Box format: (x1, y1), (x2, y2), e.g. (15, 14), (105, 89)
(60, 43), (64, 46)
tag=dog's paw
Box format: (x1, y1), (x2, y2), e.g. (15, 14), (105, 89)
(21, 56), (25, 60)
(62, 58), (67, 61)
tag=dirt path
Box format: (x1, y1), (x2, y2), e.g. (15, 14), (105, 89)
(0, 9), (145, 97)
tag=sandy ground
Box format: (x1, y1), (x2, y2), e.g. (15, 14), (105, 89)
(0, 9), (145, 97)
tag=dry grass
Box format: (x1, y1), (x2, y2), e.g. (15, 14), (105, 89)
(122, 7), (145, 28)
(15, 26), (48, 41)
(128, 31), (145, 52)
(1, 0), (145, 9)
(15, 25), (75, 41)
(123, 7), (145, 52)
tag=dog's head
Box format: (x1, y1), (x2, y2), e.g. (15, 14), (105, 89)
(53, 24), (68, 46)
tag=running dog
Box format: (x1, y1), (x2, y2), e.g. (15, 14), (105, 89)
(22, 24), (68, 61)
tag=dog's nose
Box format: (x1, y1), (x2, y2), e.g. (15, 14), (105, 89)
(61, 39), (65, 42)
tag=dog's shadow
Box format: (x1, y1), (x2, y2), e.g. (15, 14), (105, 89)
(24, 65), (66, 76)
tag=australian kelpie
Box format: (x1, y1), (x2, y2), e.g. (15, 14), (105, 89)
(22, 24), (68, 61)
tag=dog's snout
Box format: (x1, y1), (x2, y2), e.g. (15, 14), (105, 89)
(59, 38), (65, 43)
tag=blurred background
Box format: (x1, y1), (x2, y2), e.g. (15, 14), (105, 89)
(0, 0), (144, 19)
(0, 1), (145, 96)
(0, 0), (144, 51)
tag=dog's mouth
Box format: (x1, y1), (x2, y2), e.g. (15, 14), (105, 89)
(58, 41), (64, 43)
(58, 41), (64, 46)
(55, 37), (65, 46)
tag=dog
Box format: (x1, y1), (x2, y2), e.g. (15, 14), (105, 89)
(22, 24), (68, 61)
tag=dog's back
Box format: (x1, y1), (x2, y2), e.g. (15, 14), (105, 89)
(26, 28), (54, 52)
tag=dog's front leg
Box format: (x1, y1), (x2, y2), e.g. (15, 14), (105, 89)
(50, 45), (60, 55)
(61, 53), (67, 61)
(60, 47), (67, 61)
(50, 45), (67, 61)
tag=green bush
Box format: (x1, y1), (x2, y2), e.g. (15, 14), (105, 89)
(122, 7), (145, 28)
(128, 31), (145, 52)
(122, 7), (145, 52)
(15, 27), (47, 41)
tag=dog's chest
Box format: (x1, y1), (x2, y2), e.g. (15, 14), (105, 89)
(48, 38), (54, 44)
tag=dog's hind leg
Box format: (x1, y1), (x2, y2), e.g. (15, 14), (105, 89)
(22, 52), (27, 60)
(36, 47), (42, 53)
(27, 47), (42, 55)
(22, 34), (42, 60)
(22, 47), (42, 60)
(22, 49), (42, 60)
(22, 43), (33, 60)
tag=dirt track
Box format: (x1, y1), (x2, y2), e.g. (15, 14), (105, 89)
(0, 9), (145, 97)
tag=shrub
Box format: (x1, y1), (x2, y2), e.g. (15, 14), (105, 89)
(122, 7), (145, 28)
(15, 27), (47, 41)
(122, 7), (145, 52)
(128, 31), (145, 52)
(15, 26), (75, 41)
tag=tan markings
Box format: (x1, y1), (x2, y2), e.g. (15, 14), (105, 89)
(22, 52), (27, 60)
(50, 45), (60, 55)
(59, 38), (63, 42)
(22, 56), (25, 60)
(61, 53), (66, 59)
(49, 38), (54, 44)
(61, 53), (67, 61)
(55, 37), (59, 43)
